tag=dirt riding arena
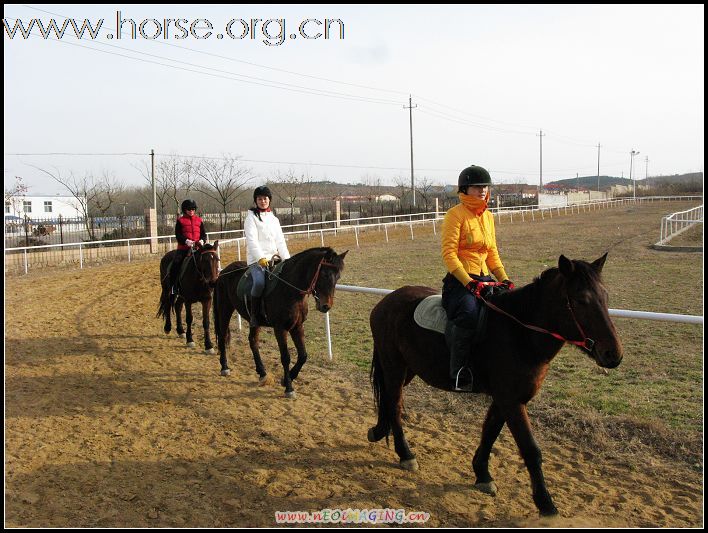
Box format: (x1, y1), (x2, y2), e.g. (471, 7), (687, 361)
(5, 241), (704, 527)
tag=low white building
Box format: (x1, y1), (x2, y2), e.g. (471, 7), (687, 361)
(5, 194), (85, 219)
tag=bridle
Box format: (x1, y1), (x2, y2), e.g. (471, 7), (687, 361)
(190, 248), (220, 286)
(267, 257), (339, 302)
(474, 281), (596, 353)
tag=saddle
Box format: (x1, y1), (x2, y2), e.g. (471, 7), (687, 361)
(236, 260), (287, 303)
(413, 294), (488, 346)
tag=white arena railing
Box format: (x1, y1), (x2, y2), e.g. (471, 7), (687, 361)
(657, 205), (703, 245)
(314, 284), (703, 360)
(4, 195), (702, 275)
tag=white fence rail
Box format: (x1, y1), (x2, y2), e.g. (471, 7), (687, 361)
(658, 205), (703, 245)
(319, 284), (703, 359)
(5, 195), (702, 275)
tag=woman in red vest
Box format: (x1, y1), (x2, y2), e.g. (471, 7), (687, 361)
(169, 198), (208, 294)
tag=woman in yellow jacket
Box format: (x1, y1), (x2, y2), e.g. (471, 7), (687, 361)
(441, 165), (514, 391)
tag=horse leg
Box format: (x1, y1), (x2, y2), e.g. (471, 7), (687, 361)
(161, 287), (172, 334)
(501, 403), (558, 516)
(288, 323), (307, 381)
(274, 328), (295, 398)
(185, 303), (195, 348)
(388, 368), (417, 471)
(248, 326), (268, 383)
(202, 299), (214, 354)
(472, 402), (505, 496)
(217, 307), (234, 376)
(175, 298), (185, 338)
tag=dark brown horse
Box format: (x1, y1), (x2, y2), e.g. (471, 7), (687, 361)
(157, 242), (220, 353)
(213, 247), (347, 398)
(368, 254), (623, 516)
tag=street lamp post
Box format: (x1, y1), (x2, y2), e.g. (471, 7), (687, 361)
(120, 202), (128, 239)
(630, 150), (640, 200)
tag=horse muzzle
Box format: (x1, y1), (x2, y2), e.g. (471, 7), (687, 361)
(592, 343), (623, 369)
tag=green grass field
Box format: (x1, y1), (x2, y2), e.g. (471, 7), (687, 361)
(292, 200), (702, 463)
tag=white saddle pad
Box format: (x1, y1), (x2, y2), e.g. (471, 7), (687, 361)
(413, 294), (448, 334)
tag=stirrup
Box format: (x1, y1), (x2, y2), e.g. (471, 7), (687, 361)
(453, 367), (474, 392)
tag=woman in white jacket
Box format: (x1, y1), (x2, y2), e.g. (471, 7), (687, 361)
(244, 185), (290, 326)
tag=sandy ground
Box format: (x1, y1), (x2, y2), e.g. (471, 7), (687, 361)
(4, 259), (703, 528)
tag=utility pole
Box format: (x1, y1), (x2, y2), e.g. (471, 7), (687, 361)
(644, 156), (649, 181)
(151, 148), (156, 212)
(576, 172), (579, 191)
(404, 95), (417, 207)
(630, 149), (640, 200)
(537, 129), (545, 195)
(596, 143), (601, 192)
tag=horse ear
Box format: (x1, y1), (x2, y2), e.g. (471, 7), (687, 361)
(591, 252), (608, 273)
(558, 255), (574, 277)
(339, 250), (349, 260)
(213, 240), (219, 249)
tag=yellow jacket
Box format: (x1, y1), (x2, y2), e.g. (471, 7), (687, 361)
(441, 200), (508, 286)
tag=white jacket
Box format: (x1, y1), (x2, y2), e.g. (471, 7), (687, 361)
(244, 209), (290, 265)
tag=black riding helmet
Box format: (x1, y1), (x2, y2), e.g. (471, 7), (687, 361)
(181, 199), (197, 213)
(253, 185), (273, 203)
(458, 165), (492, 193)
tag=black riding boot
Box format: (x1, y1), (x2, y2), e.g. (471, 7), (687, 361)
(169, 260), (180, 295)
(250, 296), (263, 327)
(448, 323), (476, 392)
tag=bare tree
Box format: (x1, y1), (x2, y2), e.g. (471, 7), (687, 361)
(4, 176), (28, 216)
(270, 169), (305, 226)
(29, 165), (101, 239)
(392, 175), (411, 207)
(193, 155), (253, 231)
(91, 171), (125, 217)
(415, 176), (435, 211)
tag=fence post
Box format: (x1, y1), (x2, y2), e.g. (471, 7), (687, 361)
(23, 249), (28, 275)
(325, 312), (333, 360)
(409, 221), (414, 240)
(79, 242), (84, 269)
(320, 230), (324, 247)
(127, 239), (131, 262)
(385, 224), (389, 242)
(354, 226), (360, 248)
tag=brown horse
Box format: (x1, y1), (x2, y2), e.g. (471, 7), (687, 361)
(213, 247), (347, 398)
(368, 254), (623, 516)
(157, 242), (220, 353)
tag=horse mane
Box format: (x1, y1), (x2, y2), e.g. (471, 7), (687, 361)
(489, 258), (603, 314)
(288, 246), (336, 261)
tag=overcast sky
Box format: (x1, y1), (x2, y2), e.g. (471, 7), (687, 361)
(4, 4), (705, 195)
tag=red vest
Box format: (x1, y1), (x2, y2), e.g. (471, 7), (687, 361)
(177, 215), (203, 250)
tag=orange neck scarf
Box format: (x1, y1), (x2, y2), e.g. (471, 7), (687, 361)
(458, 192), (489, 216)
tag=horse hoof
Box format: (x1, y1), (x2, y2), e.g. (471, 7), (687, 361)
(220, 369), (230, 377)
(284, 391), (296, 399)
(178, 333), (186, 339)
(258, 375), (273, 387)
(367, 428), (378, 442)
(205, 348), (215, 355)
(475, 481), (497, 496)
(400, 458), (419, 472)
(187, 342), (196, 348)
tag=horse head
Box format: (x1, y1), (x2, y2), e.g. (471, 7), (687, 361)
(312, 248), (348, 313)
(555, 253), (623, 369)
(197, 240), (220, 288)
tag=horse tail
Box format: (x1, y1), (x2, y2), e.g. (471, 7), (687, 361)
(368, 346), (391, 443)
